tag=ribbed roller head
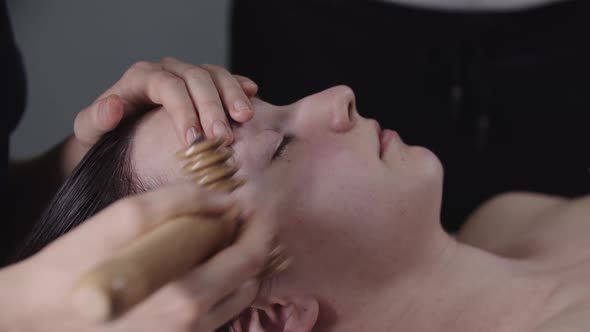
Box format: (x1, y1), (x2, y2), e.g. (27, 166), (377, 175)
(182, 149), (233, 173)
(176, 136), (224, 159)
(176, 136), (288, 278)
(176, 135), (244, 193)
(193, 164), (239, 186)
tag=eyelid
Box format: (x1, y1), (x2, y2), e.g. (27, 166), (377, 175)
(271, 135), (294, 161)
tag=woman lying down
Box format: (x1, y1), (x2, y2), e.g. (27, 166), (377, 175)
(13, 85), (590, 331)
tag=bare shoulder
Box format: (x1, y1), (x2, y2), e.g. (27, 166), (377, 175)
(457, 191), (569, 255)
(458, 194), (590, 330)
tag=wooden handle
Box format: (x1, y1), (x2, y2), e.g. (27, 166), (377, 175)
(72, 214), (237, 322)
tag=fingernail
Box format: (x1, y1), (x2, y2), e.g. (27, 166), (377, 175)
(186, 127), (198, 145)
(234, 99), (251, 114)
(212, 120), (228, 141)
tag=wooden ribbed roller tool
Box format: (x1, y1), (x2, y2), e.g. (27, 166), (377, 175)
(72, 135), (246, 322)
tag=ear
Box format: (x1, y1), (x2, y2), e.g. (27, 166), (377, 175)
(232, 296), (319, 332)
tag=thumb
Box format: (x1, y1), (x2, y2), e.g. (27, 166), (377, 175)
(74, 94), (125, 147)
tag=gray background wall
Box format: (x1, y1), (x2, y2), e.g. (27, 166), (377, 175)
(7, 0), (230, 158)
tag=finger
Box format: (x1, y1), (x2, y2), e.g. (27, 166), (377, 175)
(95, 60), (161, 105)
(99, 61), (201, 146)
(73, 94), (125, 147)
(146, 69), (202, 146)
(161, 58), (232, 145)
(233, 75), (259, 98)
(194, 280), (259, 331)
(202, 64), (255, 124)
(54, 182), (234, 261)
(170, 214), (275, 311)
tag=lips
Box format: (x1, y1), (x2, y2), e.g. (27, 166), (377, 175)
(380, 129), (398, 157)
(370, 119), (397, 159)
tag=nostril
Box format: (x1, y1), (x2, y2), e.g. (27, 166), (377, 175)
(331, 96), (356, 132)
(327, 85), (357, 132)
(347, 98), (355, 122)
(340, 85), (356, 121)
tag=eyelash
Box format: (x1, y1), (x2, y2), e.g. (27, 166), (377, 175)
(272, 135), (294, 161)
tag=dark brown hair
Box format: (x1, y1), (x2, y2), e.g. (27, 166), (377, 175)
(8, 114), (144, 262)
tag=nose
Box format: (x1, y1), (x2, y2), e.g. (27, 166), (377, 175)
(324, 85), (357, 132)
(293, 85), (358, 133)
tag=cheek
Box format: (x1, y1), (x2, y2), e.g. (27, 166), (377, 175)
(305, 142), (383, 216)
(268, 168), (395, 289)
(276, 145), (437, 236)
(269, 144), (384, 247)
(249, 138), (444, 280)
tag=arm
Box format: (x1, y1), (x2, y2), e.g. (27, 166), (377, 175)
(0, 183), (274, 332)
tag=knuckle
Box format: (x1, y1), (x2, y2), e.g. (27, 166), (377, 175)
(201, 63), (225, 73)
(157, 72), (185, 91)
(234, 74), (250, 85)
(198, 99), (223, 112)
(237, 74), (254, 82)
(131, 60), (153, 70)
(169, 294), (207, 327)
(124, 60), (151, 76)
(113, 198), (149, 234)
(242, 247), (268, 274)
(160, 56), (177, 63)
(73, 111), (84, 131)
(183, 67), (210, 81)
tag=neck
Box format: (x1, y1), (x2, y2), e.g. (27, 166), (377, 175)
(319, 226), (553, 332)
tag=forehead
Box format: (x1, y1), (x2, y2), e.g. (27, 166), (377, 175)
(131, 108), (183, 184)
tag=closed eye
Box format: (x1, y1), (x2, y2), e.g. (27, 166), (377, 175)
(272, 135), (294, 161)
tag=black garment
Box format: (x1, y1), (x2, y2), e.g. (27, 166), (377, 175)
(0, 0), (26, 258)
(231, 0), (590, 232)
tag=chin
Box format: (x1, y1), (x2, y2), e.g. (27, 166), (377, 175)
(404, 146), (445, 211)
(408, 146), (444, 179)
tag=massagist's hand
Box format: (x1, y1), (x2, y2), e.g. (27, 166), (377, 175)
(67, 58), (258, 172)
(0, 182), (274, 332)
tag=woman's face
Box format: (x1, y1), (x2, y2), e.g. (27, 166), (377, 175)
(132, 86), (444, 294)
